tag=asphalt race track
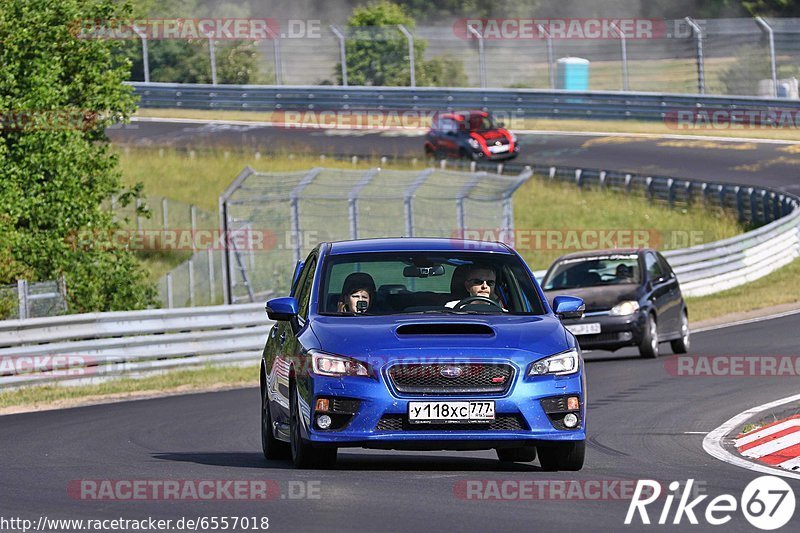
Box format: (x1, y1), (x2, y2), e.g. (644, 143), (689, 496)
(108, 120), (800, 193)
(2, 314), (799, 532)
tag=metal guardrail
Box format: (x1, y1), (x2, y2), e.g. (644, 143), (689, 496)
(0, 304), (271, 388)
(130, 82), (800, 122)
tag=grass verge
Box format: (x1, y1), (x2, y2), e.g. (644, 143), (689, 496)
(686, 258), (800, 323)
(0, 364), (258, 412)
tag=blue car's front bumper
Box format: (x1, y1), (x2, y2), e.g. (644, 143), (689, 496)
(300, 359), (585, 450)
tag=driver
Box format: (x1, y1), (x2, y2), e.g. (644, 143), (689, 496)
(445, 265), (502, 309)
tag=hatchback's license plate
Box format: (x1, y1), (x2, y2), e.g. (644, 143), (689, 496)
(488, 144), (509, 153)
(408, 401), (495, 424)
(566, 322), (601, 335)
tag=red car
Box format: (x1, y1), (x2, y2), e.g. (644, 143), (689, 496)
(424, 110), (519, 161)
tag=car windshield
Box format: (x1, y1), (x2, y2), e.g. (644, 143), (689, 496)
(319, 252), (546, 316)
(464, 114), (497, 131)
(542, 254), (641, 290)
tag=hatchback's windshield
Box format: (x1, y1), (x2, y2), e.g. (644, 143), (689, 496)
(464, 115), (497, 131)
(542, 254), (641, 290)
(319, 252), (546, 315)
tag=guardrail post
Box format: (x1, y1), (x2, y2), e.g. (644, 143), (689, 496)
(131, 25), (150, 83)
(624, 174), (632, 194)
(610, 22), (629, 91)
(398, 25), (415, 87)
(537, 24), (555, 89)
(645, 176), (654, 199)
(598, 171), (607, 189)
(17, 279), (28, 320)
(748, 187), (758, 224)
(760, 190), (771, 223)
(549, 167), (556, 180)
(684, 18), (705, 95)
(330, 26), (348, 86)
(575, 169), (583, 188)
(667, 178), (675, 206)
(467, 25), (487, 88)
(772, 192), (781, 221)
(755, 17), (778, 98)
(735, 186), (746, 222)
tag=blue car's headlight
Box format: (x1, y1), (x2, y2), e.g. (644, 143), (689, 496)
(528, 349), (580, 376)
(311, 350), (370, 377)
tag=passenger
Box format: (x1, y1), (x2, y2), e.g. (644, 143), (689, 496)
(337, 272), (376, 314)
(615, 263), (634, 282)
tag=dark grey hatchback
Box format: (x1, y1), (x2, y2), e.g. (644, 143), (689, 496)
(541, 249), (689, 358)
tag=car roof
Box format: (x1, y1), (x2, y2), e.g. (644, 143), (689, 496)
(327, 237), (512, 255)
(554, 248), (651, 261)
(437, 110), (490, 121)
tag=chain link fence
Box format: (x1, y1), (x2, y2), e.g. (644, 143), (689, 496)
(0, 279), (68, 320)
(128, 18), (800, 97)
(219, 165), (532, 304)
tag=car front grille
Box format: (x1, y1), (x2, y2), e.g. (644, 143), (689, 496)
(387, 363), (514, 396)
(375, 414), (528, 432)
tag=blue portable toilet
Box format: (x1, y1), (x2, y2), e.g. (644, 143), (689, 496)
(556, 57), (590, 91)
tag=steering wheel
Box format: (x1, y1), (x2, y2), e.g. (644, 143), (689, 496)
(454, 296), (504, 311)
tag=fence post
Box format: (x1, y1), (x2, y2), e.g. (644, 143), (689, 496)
(17, 279), (28, 320)
(290, 168), (322, 263)
(330, 26), (348, 86)
(265, 25), (283, 85)
(136, 197), (143, 231)
(755, 17), (777, 98)
(456, 173), (485, 233)
(398, 25), (415, 87)
(348, 169), (380, 240)
(685, 18), (705, 95)
(403, 169), (434, 237)
(188, 258), (195, 307)
(467, 25), (487, 88)
(166, 272), (174, 309)
(58, 276), (68, 312)
(207, 248), (216, 304)
(162, 197), (169, 231)
(131, 25), (150, 83)
(610, 22), (629, 91)
(203, 31), (217, 85)
(537, 24), (555, 89)
(190, 205), (197, 251)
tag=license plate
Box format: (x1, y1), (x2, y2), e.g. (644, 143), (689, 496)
(566, 323), (601, 336)
(408, 401), (495, 424)
(488, 144), (509, 153)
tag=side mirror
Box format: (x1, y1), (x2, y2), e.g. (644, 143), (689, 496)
(553, 295), (585, 320)
(266, 297), (299, 322)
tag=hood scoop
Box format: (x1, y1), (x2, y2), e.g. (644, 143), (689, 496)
(396, 323), (495, 336)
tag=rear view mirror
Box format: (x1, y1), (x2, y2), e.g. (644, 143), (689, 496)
(403, 265), (445, 278)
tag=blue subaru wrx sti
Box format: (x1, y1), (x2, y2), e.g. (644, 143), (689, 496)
(261, 238), (587, 470)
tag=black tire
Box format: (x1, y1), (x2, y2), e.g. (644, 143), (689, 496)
(496, 446), (537, 463)
(638, 313), (659, 359)
(670, 310), (690, 354)
(289, 382), (337, 469)
(261, 388), (290, 461)
(538, 441), (585, 471)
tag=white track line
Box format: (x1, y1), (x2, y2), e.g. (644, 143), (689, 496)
(703, 393), (800, 480)
(735, 419), (800, 447)
(692, 308), (800, 334)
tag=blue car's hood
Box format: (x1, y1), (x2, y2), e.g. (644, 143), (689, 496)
(309, 314), (570, 362)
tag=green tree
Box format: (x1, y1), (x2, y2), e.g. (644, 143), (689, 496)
(0, 0), (156, 312)
(337, 1), (468, 87)
(742, 0), (800, 16)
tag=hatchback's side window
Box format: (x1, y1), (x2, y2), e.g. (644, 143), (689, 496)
(645, 252), (664, 281)
(295, 256), (317, 320)
(656, 253), (675, 279)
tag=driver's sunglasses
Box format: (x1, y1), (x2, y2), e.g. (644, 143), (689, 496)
(467, 278), (496, 287)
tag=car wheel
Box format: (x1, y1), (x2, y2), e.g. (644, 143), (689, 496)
(496, 446), (537, 463)
(289, 382), (337, 469)
(261, 388), (290, 461)
(538, 441), (585, 471)
(670, 310), (690, 354)
(638, 313), (659, 359)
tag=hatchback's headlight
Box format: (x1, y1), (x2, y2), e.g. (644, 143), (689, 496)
(468, 138), (480, 149)
(529, 349), (580, 376)
(311, 350), (370, 377)
(609, 300), (640, 316)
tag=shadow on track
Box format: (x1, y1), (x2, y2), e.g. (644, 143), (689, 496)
(152, 452), (293, 469)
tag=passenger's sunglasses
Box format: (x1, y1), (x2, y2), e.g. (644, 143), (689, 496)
(467, 278), (496, 287)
